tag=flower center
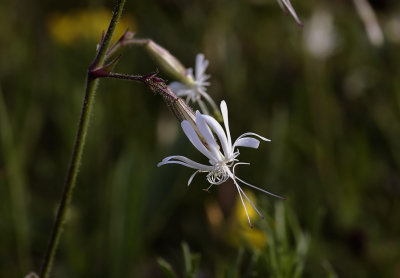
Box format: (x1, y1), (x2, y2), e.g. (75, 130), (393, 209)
(207, 151), (239, 185)
(207, 163), (230, 185)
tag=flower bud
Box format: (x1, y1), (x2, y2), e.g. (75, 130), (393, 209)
(145, 40), (194, 85)
(142, 73), (208, 145)
(158, 84), (197, 125)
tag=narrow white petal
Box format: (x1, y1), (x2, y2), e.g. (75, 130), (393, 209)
(187, 68), (194, 78)
(235, 176), (286, 200)
(197, 89), (220, 116)
(195, 112), (223, 161)
(169, 81), (187, 93)
(158, 160), (204, 170)
(235, 132), (270, 143)
(195, 54), (204, 75)
(175, 88), (195, 98)
(181, 120), (215, 161)
(158, 155), (213, 171)
(197, 78), (210, 86)
(197, 99), (211, 116)
(233, 137), (260, 149)
(202, 114), (232, 159)
(195, 54), (209, 81)
(220, 101), (232, 150)
(188, 170), (200, 186)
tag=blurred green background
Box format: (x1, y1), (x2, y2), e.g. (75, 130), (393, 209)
(1, 0), (400, 277)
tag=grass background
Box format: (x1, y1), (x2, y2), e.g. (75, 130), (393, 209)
(1, 0), (400, 277)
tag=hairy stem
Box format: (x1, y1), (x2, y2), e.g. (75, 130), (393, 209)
(39, 1), (126, 277)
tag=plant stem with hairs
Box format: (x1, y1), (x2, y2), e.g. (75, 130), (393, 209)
(39, 0), (127, 277)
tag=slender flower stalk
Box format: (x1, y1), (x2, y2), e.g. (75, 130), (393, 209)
(39, 1), (126, 277)
(106, 38), (192, 85)
(158, 100), (284, 228)
(104, 37), (221, 118)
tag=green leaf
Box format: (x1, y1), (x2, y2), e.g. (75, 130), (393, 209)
(182, 242), (192, 276)
(157, 257), (178, 278)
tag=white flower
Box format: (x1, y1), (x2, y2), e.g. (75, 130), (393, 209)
(277, 0), (303, 27)
(158, 100), (284, 227)
(169, 54), (219, 117)
(304, 8), (337, 59)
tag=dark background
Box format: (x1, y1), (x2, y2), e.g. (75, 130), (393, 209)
(1, 0), (399, 277)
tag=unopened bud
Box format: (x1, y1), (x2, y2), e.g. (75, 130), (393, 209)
(150, 80), (197, 124)
(172, 98), (209, 147)
(173, 98), (196, 124)
(142, 74), (207, 145)
(145, 41), (194, 85)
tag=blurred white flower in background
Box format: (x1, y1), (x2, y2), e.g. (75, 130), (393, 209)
(304, 8), (338, 59)
(169, 54), (220, 117)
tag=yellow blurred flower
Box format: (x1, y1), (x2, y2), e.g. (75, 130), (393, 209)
(47, 8), (135, 46)
(229, 190), (267, 250)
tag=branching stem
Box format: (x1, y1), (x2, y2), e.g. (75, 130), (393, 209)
(39, 0), (126, 277)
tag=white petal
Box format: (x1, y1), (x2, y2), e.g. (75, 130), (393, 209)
(187, 68), (194, 78)
(195, 54), (209, 81)
(195, 112), (223, 161)
(196, 78), (210, 86)
(197, 99), (211, 116)
(202, 114), (232, 159)
(233, 137), (260, 149)
(220, 101), (232, 149)
(158, 155), (213, 171)
(188, 170), (200, 186)
(197, 89), (219, 115)
(235, 132), (270, 143)
(169, 82), (196, 99)
(181, 121), (215, 161)
(169, 81), (187, 92)
(176, 88), (196, 98)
